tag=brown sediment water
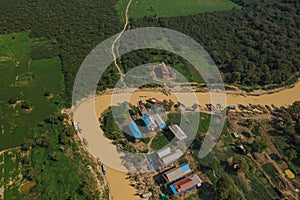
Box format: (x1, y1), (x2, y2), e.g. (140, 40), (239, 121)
(73, 81), (300, 200)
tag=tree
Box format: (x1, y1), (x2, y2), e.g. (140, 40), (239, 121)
(285, 149), (297, 161)
(215, 175), (241, 200)
(21, 102), (30, 110)
(21, 139), (34, 151)
(8, 97), (17, 104)
(251, 140), (268, 153)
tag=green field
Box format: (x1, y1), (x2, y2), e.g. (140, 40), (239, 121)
(151, 132), (169, 150)
(0, 32), (63, 150)
(0, 149), (26, 199)
(116, 0), (240, 21)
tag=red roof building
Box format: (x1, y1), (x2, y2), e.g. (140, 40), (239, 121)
(169, 174), (202, 195)
(173, 177), (194, 193)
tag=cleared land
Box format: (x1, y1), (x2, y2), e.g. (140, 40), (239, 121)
(116, 0), (240, 20)
(0, 32), (62, 150)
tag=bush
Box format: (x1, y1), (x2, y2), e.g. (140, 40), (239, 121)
(21, 102), (30, 110)
(8, 97), (17, 104)
(251, 140), (268, 153)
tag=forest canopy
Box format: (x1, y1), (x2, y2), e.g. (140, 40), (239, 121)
(130, 0), (300, 87)
(0, 0), (299, 105)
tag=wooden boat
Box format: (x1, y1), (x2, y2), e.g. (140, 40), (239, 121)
(101, 164), (106, 175)
(82, 138), (88, 147)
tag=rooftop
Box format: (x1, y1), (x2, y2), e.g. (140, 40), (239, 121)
(160, 149), (183, 165)
(170, 174), (202, 195)
(156, 147), (171, 158)
(163, 163), (192, 183)
(128, 122), (142, 139)
(152, 114), (166, 129)
(142, 114), (158, 131)
(169, 125), (187, 140)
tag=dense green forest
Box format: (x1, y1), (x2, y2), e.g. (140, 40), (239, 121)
(1, 0), (299, 104)
(129, 0), (300, 88)
(0, 0), (122, 105)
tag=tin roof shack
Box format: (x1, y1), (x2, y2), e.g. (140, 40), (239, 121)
(138, 100), (148, 116)
(163, 163), (192, 183)
(142, 114), (158, 131)
(152, 114), (167, 129)
(129, 122), (142, 139)
(169, 174), (202, 195)
(169, 125), (187, 140)
(159, 149), (183, 166)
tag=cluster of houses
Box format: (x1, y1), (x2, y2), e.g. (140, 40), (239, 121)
(129, 99), (202, 196)
(130, 100), (187, 141)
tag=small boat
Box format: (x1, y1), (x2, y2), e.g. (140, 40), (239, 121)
(101, 164), (106, 175)
(210, 104), (217, 111)
(206, 104), (212, 111)
(238, 104), (246, 111)
(216, 103), (222, 111)
(228, 105), (236, 109)
(77, 122), (82, 133)
(265, 105), (272, 112)
(271, 104), (278, 110)
(257, 104), (266, 112)
(245, 106), (252, 111)
(249, 104), (257, 110)
(72, 121), (79, 133)
(82, 138), (88, 147)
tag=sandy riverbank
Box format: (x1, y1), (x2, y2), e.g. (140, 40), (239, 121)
(73, 81), (300, 200)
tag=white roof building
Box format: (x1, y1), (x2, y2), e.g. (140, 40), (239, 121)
(160, 149), (183, 165)
(169, 125), (187, 140)
(156, 147), (171, 158)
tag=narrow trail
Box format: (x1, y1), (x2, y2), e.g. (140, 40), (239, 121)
(111, 0), (133, 84)
(0, 147), (20, 155)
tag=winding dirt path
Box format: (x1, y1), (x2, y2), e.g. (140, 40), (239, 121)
(111, 0), (133, 82)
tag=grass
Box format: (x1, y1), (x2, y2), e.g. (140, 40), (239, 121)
(262, 163), (284, 189)
(116, 0), (240, 21)
(151, 132), (169, 150)
(1, 150), (26, 199)
(0, 32), (63, 150)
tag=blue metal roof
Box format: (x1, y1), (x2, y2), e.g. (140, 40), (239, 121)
(129, 123), (142, 139)
(180, 163), (191, 172)
(142, 115), (150, 128)
(169, 184), (178, 195)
